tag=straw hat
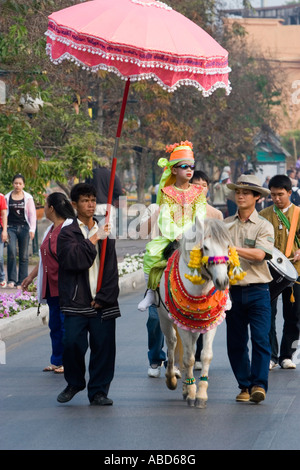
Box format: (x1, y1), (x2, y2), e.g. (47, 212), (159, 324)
(227, 174), (270, 197)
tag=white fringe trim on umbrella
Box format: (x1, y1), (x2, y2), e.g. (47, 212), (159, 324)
(45, 31), (231, 77)
(46, 44), (232, 96)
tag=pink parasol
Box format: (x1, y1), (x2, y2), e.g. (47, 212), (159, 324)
(45, 0), (231, 289)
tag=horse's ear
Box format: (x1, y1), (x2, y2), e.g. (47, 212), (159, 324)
(182, 216), (204, 253)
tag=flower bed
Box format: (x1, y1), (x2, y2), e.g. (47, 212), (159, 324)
(0, 290), (39, 319)
(0, 253), (144, 318)
(118, 253), (144, 277)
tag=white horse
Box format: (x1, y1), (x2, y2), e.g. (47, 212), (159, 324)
(158, 217), (233, 408)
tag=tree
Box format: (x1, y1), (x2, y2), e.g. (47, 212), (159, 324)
(282, 129), (300, 161)
(0, 0), (283, 203)
(0, 0), (111, 201)
(114, 1), (283, 190)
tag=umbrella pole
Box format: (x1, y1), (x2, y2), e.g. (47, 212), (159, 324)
(97, 79), (130, 291)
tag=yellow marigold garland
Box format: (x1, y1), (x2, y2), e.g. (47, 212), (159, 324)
(184, 245), (206, 284)
(227, 247), (247, 284)
(184, 246), (246, 285)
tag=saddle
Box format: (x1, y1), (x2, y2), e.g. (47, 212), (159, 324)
(147, 241), (179, 290)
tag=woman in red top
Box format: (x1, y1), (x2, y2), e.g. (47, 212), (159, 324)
(22, 193), (75, 373)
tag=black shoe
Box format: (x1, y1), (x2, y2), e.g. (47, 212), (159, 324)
(90, 392), (113, 406)
(57, 385), (83, 403)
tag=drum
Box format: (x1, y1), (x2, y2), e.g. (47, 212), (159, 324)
(268, 247), (298, 302)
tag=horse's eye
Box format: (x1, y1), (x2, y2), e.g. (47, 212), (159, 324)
(203, 245), (208, 251)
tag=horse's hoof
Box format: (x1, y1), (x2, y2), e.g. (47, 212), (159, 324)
(166, 377), (177, 390)
(187, 398), (195, 407)
(195, 398), (207, 409)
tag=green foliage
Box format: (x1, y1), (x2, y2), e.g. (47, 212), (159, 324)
(0, 0), (111, 201)
(0, 0), (283, 200)
(0, 85), (109, 201)
(0, 17), (28, 63)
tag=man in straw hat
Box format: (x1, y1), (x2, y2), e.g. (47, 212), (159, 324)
(260, 174), (300, 370)
(224, 174), (274, 403)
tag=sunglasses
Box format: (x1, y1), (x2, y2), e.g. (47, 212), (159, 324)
(174, 164), (195, 170)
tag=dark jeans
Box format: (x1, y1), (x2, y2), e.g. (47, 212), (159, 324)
(226, 284), (271, 392)
(269, 279), (300, 364)
(7, 224), (30, 286)
(147, 305), (166, 366)
(63, 314), (116, 402)
(47, 296), (65, 367)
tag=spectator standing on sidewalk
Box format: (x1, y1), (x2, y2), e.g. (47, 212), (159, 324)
(5, 174), (36, 289)
(212, 166), (236, 216)
(0, 192), (8, 288)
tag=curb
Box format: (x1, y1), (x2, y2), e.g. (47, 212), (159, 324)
(0, 305), (49, 340)
(0, 269), (145, 341)
(119, 268), (145, 296)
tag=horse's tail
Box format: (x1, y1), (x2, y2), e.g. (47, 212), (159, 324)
(175, 325), (184, 369)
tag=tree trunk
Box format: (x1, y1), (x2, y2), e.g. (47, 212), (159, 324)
(89, 78), (104, 136)
(135, 147), (147, 204)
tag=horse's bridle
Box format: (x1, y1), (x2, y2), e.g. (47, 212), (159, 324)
(202, 256), (229, 266)
(199, 251), (229, 281)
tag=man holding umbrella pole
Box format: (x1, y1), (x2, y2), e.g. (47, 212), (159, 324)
(56, 183), (120, 406)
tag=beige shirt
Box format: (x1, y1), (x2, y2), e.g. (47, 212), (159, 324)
(225, 210), (274, 285)
(77, 219), (99, 298)
(206, 203), (223, 220)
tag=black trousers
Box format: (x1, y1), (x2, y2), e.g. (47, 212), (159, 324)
(269, 278), (300, 364)
(63, 314), (116, 402)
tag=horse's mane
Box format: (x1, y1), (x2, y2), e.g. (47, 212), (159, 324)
(204, 218), (233, 245)
(180, 217), (233, 263)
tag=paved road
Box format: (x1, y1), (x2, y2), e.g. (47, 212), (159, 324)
(1, 291), (300, 451)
